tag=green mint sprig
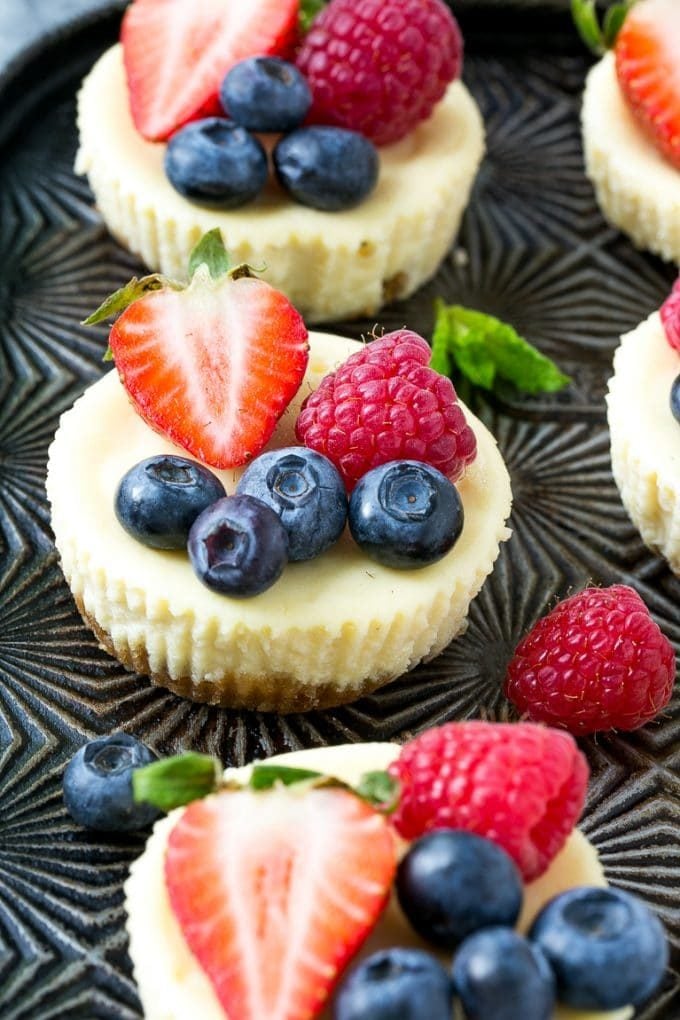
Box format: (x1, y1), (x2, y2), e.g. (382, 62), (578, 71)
(571, 0), (636, 55)
(430, 301), (570, 396)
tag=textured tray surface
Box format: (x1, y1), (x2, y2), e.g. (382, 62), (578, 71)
(0, 5), (678, 1019)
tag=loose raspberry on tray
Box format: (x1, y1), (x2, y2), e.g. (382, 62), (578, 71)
(388, 721), (588, 882)
(295, 330), (477, 491)
(296, 0), (463, 146)
(505, 585), (676, 735)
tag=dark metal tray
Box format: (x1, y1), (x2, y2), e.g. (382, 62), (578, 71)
(0, 4), (677, 1017)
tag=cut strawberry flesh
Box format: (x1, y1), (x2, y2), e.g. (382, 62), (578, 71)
(109, 272), (309, 469)
(165, 787), (396, 1020)
(615, 0), (680, 169)
(122, 0), (299, 141)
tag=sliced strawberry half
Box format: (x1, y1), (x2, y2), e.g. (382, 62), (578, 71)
(108, 269), (309, 469)
(615, 0), (680, 169)
(165, 786), (397, 1020)
(122, 0), (300, 141)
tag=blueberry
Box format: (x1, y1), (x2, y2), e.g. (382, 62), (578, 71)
(334, 948), (454, 1020)
(188, 494), (288, 597)
(235, 447), (347, 561)
(348, 460), (464, 568)
(274, 126), (379, 211)
(452, 928), (555, 1020)
(115, 455), (226, 550)
(63, 733), (161, 832)
(164, 118), (268, 207)
(529, 886), (668, 1009)
(671, 373), (680, 424)
(396, 830), (523, 949)
(220, 57), (312, 134)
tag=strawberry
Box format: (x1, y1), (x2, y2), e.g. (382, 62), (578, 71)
(121, 0), (299, 142)
(615, 0), (680, 170)
(165, 785), (397, 1020)
(85, 231), (309, 469)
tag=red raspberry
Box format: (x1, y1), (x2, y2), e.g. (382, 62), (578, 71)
(388, 721), (588, 881)
(295, 330), (477, 490)
(505, 586), (675, 735)
(660, 277), (680, 352)
(296, 0), (463, 146)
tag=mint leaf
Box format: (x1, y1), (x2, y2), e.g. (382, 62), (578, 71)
(431, 301), (571, 396)
(571, 0), (606, 54)
(132, 752), (221, 812)
(81, 274), (175, 326)
(355, 771), (400, 814)
(299, 0), (326, 32)
(249, 764), (323, 791)
(188, 228), (231, 280)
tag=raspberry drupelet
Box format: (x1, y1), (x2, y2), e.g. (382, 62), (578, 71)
(295, 330), (477, 491)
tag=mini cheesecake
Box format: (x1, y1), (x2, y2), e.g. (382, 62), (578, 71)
(582, 53), (680, 265)
(608, 310), (680, 573)
(75, 44), (485, 324)
(47, 332), (512, 712)
(125, 742), (633, 1020)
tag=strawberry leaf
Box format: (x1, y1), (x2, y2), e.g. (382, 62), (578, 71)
(431, 301), (571, 395)
(355, 771), (400, 813)
(249, 764), (323, 790)
(82, 274), (179, 326)
(571, 0), (606, 54)
(299, 0), (326, 32)
(188, 228), (231, 280)
(132, 752), (222, 811)
(603, 2), (634, 47)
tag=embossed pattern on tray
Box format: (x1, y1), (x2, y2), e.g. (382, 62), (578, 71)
(0, 6), (678, 1018)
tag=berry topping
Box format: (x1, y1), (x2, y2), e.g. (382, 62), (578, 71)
(335, 948), (454, 1020)
(529, 887), (669, 1010)
(295, 330), (477, 490)
(188, 494), (288, 597)
(273, 126), (379, 211)
(164, 118), (268, 207)
(296, 0), (463, 146)
(388, 721), (589, 881)
(165, 784), (396, 1020)
(220, 57), (312, 134)
(115, 455), (225, 550)
(671, 374), (680, 425)
(614, 0), (680, 169)
(63, 733), (161, 832)
(504, 585), (675, 735)
(348, 460), (464, 568)
(92, 233), (309, 470)
(396, 831), (523, 949)
(121, 0), (299, 141)
(660, 277), (680, 352)
(236, 447), (347, 561)
(452, 928), (555, 1020)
